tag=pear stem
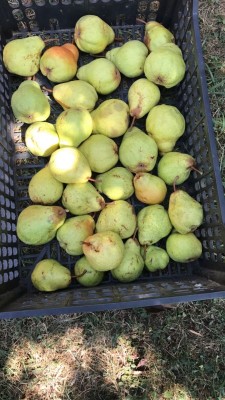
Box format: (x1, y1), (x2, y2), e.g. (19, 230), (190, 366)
(136, 18), (147, 25)
(44, 38), (59, 44)
(129, 115), (136, 129)
(114, 37), (124, 42)
(88, 177), (97, 183)
(173, 176), (179, 192)
(72, 270), (87, 279)
(191, 165), (203, 175)
(41, 86), (53, 94)
(132, 225), (138, 240)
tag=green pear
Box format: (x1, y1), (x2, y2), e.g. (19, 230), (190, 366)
(57, 215), (95, 255)
(76, 58), (121, 95)
(78, 134), (118, 173)
(166, 232), (202, 262)
(119, 127), (158, 173)
(144, 43), (186, 88)
(53, 80), (98, 111)
(11, 80), (50, 124)
(133, 172), (167, 204)
(62, 181), (105, 215)
(106, 40), (148, 78)
(111, 238), (144, 282)
(141, 245), (169, 272)
(168, 190), (204, 234)
(56, 108), (93, 148)
(74, 256), (104, 287)
(137, 205), (172, 245)
(25, 122), (59, 157)
(28, 164), (63, 205)
(128, 78), (160, 121)
(3, 36), (45, 76)
(95, 167), (134, 200)
(144, 22), (175, 51)
(16, 205), (66, 245)
(96, 200), (136, 239)
(157, 152), (197, 185)
(82, 231), (125, 271)
(146, 104), (185, 153)
(91, 99), (130, 138)
(74, 15), (115, 54)
(31, 259), (71, 292)
(49, 147), (91, 183)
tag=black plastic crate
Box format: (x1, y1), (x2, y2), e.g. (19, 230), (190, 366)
(0, 0), (225, 319)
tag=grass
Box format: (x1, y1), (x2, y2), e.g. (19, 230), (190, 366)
(1, 1), (225, 399)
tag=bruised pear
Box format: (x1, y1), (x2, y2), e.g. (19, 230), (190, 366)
(28, 164), (63, 205)
(53, 80), (98, 111)
(157, 152), (197, 185)
(111, 238), (144, 282)
(133, 172), (167, 204)
(95, 167), (134, 200)
(74, 256), (104, 287)
(25, 122), (59, 157)
(141, 245), (169, 272)
(166, 232), (202, 262)
(62, 181), (105, 215)
(31, 259), (71, 292)
(82, 231), (125, 271)
(144, 22), (175, 51)
(128, 78), (160, 122)
(137, 205), (172, 245)
(16, 205), (66, 245)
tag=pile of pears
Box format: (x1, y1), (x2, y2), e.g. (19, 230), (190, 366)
(4, 15), (204, 292)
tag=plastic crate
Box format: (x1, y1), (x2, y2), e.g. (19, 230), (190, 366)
(0, 0), (225, 319)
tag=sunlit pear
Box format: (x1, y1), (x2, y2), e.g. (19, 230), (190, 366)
(56, 108), (93, 148)
(74, 15), (115, 54)
(157, 152), (197, 185)
(3, 36), (45, 76)
(82, 231), (125, 271)
(146, 104), (185, 154)
(17, 205), (66, 245)
(49, 147), (91, 184)
(133, 172), (167, 204)
(128, 78), (160, 122)
(76, 58), (121, 95)
(144, 22), (175, 51)
(166, 232), (202, 263)
(168, 190), (204, 234)
(11, 80), (50, 124)
(28, 164), (63, 205)
(62, 181), (105, 215)
(141, 245), (169, 272)
(53, 80), (98, 111)
(96, 200), (137, 239)
(111, 238), (144, 283)
(25, 122), (59, 157)
(74, 256), (104, 287)
(119, 127), (158, 173)
(137, 204), (172, 245)
(91, 99), (130, 138)
(95, 167), (134, 200)
(57, 215), (95, 255)
(78, 134), (118, 173)
(106, 40), (148, 78)
(31, 259), (71, 292)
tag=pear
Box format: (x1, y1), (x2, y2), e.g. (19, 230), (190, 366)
(141, 245), (169, 272)
(40, 43), (79, 83)
(31, 259), (71, 292)
(74, 15), (115, 54)
(16, 205), (66, 245)
(49, 147), (91, 184)
(57, 215), (95, 255)
(144, 22), (175, 51)
(144, 43), (186, 88)
(137, 205), (172, 245)
(91, 99), (130, 138)
(82, 231), (125, 271)
(28, 164), (63, 205)
(3, 36), (45, 76)
(95, 167), (134, 200)
(78, 134), (118, 173)
(111, 238), (144, 282)
(25, 122), (59, 157)
(77, 58), (121, 95)
(74, 256), (104, 287)
(128, 78), (160, 122)
(96, 200), (136, 239)
(168, 190), (204, 234)
(106, 40), (148, 78)
(166, 232), (202, 262)
(56, 108), (93, 148)
(119, 127), (158, 173)
(62, 181), (105, 215)
(11, 80), (50, 124)
(133, 172), (167, 204)
(146, 104), (185, 153)
(53, 80), (98, 111)
(157, 152), (197, 185)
